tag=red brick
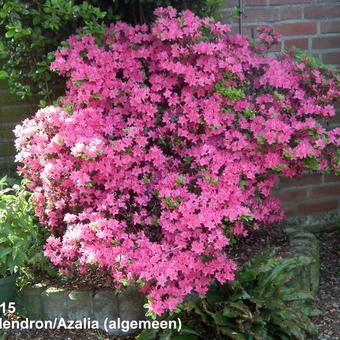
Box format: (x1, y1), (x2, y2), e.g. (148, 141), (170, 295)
(242, 25), (256, 38)
(221, 11), (238, 24)
(244, 8), (279, 23)
(279, 174), (322, 188)
(283, 205), (299, 217)
(321, 20), (340, 34)
(230, 25), (240, 34)
(312, 35), (340, 49)
(304, 5), (340, 19)
(322, 52), (340, 65)
(271, 0), (310, 4)
(280, 7), (302, 20)
(265, 40), (282, 53)
(309, 184), (340, 197)
(276, 189), (307, 201)
(314, 53), (323, 61)
(270, 43), (282, 52)
(230, 25), (255, 37)
(274, 22), (317, 36)
(324, 174), (340, 183)
(244, 0), (267, 5)
(284, 38), (309, 50)
(224, 0), (238, 7)
(298, 199), (338, 215)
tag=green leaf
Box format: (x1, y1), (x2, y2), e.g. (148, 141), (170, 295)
(136, 328), (158, 340)
(296, 305), (321, 317)
(159, 329), (173, 340)
(239, 180), (246, 189)
(0, 70), (8, 79)
(281, 289), (313, 302)
(213, 312), (229, 326)
(0, 248), (12, 258)
(220, 327), (246, 340)
(229, 290), (250, 301)
(193, 305), (211, 324)
(175, 175), (185, 186)
(180, 327), (201, 336)
(257, 136), (266, 144)
(223, 307), (239, 318)
(32, 16), (41, 25)
(173, 335), (199, 340)
(227, 301), (252, 318)
(206, 289), (222, 304)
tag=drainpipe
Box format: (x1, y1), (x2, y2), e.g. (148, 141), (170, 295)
(239, 0), (244, 35)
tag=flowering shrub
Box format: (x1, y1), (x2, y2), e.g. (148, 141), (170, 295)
(139, 251), (318, 340)
(14, 7), (339, 315)
(0, 0), (222, 103)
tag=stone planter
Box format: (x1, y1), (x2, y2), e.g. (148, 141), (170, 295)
(17, 283), (46, 319)
(0, 272), (18, 316)
(16, 285), (146, 336)
(287, 231), (320, 296)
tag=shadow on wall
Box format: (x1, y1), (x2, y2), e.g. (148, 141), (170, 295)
(0, 80), (37, 176)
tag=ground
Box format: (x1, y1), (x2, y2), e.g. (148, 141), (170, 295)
(1, 226), (339, 339)
(312, 230), (340, 340)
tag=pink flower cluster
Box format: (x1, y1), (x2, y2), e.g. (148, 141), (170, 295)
(14, 7), (339, 315)
(256, 25), (281, 52)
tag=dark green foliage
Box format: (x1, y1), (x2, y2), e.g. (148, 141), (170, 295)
(0, 177), (38, 277)
(0, 0), (111, 104)
(138, 250), (318, 340)
(0, 0), (223, 105)
(290, 48), (337, 71)
(0, 176), (56, 281)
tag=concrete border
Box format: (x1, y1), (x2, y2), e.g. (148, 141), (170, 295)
(286, 231), (320, 297)
(284, 211), (340, 234)
(16, 285), (146, 336)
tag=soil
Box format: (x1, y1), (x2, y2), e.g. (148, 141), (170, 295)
(227, 223), (289, 267)
(1, 226), (339, 340)
(32, 267), (115, 292)
(311, 230), (340, 340)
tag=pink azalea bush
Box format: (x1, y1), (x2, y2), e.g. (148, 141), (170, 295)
(15, 7), (339, 315)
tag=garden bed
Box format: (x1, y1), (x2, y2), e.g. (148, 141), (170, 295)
(14, 285), (146, 337)
(1, 225), (287, 339)
(0, 1), (339, 339)
(311, 230), (340, 340)
(1, 225), (338, 339)
(227, 223), (289, 266)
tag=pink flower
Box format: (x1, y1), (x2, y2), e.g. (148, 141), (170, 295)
(15, 6), (340, 316)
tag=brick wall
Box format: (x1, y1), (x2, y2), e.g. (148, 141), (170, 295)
(0, 80), (36, 175)
(223, 0), (340, 67)
(222, 0), (340, 224)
